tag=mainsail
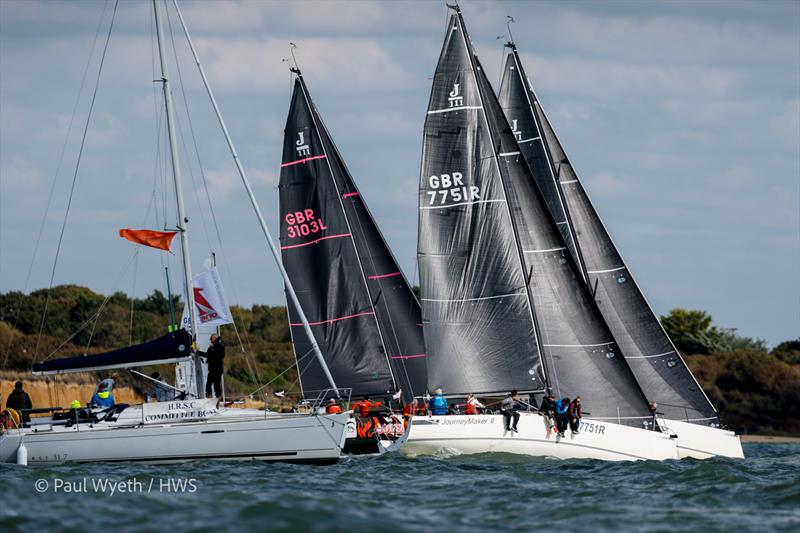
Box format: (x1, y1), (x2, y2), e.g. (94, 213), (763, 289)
(499, 44), (718, 424)
(279, 73), (426, 401)
(419, 8), (655, 424)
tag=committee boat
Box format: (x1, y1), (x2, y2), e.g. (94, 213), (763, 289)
(0, 0), (348, 465)
(497, 39), (742, 459)
(403, 5), (676, 461)
(277, 69), (427, 455)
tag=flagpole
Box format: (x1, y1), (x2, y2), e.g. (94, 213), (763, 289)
(153, 0), (204, 395)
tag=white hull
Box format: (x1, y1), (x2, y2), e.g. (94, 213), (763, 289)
(0, 412), (348, 465)
(403, 413), (678, 461)
(662, 419), (744, 459)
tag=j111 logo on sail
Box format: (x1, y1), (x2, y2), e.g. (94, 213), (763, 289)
(295, 131), (310, 157)
(448, 83), (463, 108)
(511, 119), (522, 141)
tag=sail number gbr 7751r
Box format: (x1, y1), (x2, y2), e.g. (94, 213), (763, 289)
(427, 172), (480, 206)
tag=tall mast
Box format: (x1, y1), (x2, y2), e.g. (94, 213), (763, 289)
(153, 0), (202, 393)
(171, 0), (338, 394)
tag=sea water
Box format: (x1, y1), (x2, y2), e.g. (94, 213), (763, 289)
(0, 444), (797, 532)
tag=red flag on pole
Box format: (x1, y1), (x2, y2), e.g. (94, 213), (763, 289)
(119, 228), (178, 251)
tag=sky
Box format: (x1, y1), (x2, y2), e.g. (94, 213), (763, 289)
(0, 0), (798, 347)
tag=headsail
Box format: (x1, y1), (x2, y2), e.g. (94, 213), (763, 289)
(499, 45), (718, 424)
(279, 74), (426, 401)
(418, 12), (544, 396)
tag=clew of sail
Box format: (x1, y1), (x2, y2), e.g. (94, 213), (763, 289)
(499, 46), (718, 425)
(418, 14), (543, 396)
(279, 75), (425, 400)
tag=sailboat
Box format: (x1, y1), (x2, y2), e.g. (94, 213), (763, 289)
(498, 40), (743, 459)
(0, 0), (347, 465)
(402, 5), (677, 461)
(278, 69), (427, 454)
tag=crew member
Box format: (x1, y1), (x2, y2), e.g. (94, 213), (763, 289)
(352, 396), (382, 417)
(568, 396), (583, 434)
(464, 393), (484, 415)
(428, 388), (448, 416)
(554, 396), (571, 437)
(202, 334), (225, 399)
(325, 398), (342, 414)
(539, 392), (557, 434)
(500, 390), (521, 432)
(90, 381), (115, 408)
(402, 399), (419, 418)
(5, 381), (32, 423)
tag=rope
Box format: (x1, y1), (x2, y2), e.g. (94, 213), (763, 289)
(34, 0), (120, 359)
(1, 0), (110, 370)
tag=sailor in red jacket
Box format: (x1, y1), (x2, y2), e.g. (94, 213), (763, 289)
(464, 393), (485, 415)
(351, 396), (382, 417)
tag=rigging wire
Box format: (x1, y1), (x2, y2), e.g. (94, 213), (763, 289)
(1, 0), (111, 370)
(34, 0), (120, 359)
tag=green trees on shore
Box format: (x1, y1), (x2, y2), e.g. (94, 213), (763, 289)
(1, 286), (797, 434)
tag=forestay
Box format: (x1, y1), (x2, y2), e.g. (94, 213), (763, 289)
(279, 74), (426, 401)
(499, 45), (718, 424)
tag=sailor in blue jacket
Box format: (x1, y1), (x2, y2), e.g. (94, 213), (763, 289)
(90, 380), (116, 408)
(554, 397), (571, 437)
(429, 388), (449, 415)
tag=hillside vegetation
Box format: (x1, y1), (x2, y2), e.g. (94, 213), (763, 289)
(1, 287), (798, 435)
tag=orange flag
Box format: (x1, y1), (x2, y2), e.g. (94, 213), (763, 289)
(119, 228), (178, 251)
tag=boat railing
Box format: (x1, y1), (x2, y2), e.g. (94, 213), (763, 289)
(304, 388), (353, 414)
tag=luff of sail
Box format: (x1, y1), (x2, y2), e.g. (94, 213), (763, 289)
(499, 46), (719, 425)
(418, 13), (544, 396)
(466, 51), (653, 423)
(279, 74), (425, 401)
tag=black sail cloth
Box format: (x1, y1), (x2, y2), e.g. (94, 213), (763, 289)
(498, 47), (718, 424)
(420, 10), (654, 425)
(279, 75), (426, 401)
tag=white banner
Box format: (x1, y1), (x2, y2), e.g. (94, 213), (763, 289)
(181, 267), (233, 331)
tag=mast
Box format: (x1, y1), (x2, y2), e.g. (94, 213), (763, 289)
(153, 0), (203, 394)
(171, 0), (338, 394)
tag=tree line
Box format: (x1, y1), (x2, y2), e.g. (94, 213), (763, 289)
(1, 287), (798, 435)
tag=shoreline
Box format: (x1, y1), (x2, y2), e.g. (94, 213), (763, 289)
(740, 435), (800, 444)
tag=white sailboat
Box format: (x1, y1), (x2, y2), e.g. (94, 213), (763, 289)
(403, 5), (677, 461)
(497, 37), (742, 459)
(0, 0), (347, 465)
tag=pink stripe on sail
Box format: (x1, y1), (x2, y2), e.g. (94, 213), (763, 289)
(367, 271), (401, 280)
(391, 354), (428, 359)
(280, 233), (351, 250)
(280, 154), (327, 168)
(290, 310), (375, 327)
(342, 192), (360, 198)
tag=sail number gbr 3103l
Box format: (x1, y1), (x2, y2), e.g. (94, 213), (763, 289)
(427, 172), (480, 206)
(285, 209), (327, 239)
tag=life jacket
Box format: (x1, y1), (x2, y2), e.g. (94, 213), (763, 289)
(430, 395), (448, 415)
(402, 403), (418, 417)
(555, 399), (569, 415)
(465, 400), (477, 415)
(326, 404), (342, 414)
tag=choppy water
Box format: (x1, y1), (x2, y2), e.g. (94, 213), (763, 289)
(1, 444), (798, 532)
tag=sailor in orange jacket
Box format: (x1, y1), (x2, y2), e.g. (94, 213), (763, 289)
(325, 398), (342, 414)
(352, 396), (382, 417)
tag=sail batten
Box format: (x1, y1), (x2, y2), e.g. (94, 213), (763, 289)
(499, 45), (718, 424)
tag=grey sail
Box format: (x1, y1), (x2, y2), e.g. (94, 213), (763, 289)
(418, 13), (544, 396)
(471, 51), (653, 424)
(499, 45), (718, 424)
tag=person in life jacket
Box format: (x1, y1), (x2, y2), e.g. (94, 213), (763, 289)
(554, 397), (571, 437)
(90, 380), (116, 408)
(429, 389), (448, 416)
(464, 393), (485, 415)
(325, 398), (342, 414)
(352, 396), (382, 417)
(539, 392), (557, 431)
(568, 396), (583, 434)
(402, 399), (419, 418)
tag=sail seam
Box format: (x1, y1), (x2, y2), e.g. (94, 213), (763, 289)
(560, 179), (578, 184)
(422, 291), (526, 303)
(518, 136), (540, 143)
(367, 271), (402, 280)
(391, 353), (428, 359)
(625, 351), (675, 359)
(498, 151), (521, 156)
(280, 233), (351, 250)
(290, 310), (375, 327)
(523, 246), (566, 254)
(543, 341), (614, 348)
(427, 105), (482, 115)
(419, 199), (506, 210)
(587, 266), (626, 274)
(280, 154), (327, 168)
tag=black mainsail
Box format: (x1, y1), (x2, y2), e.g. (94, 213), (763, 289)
(499, 43), (718, 424)
(420, 8), (654, 425)
(279, 72), (426, 401)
